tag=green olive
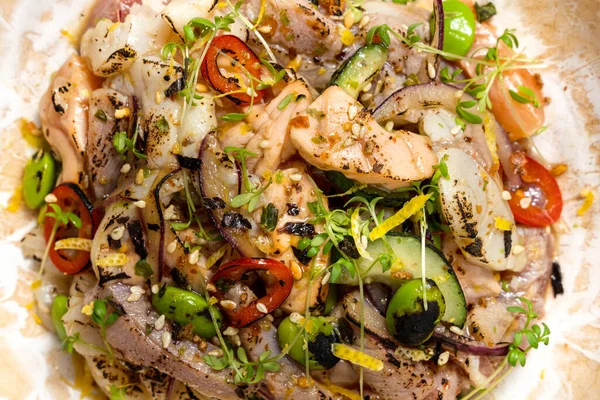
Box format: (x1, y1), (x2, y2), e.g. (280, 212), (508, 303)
(152, 286), (221, 339)
(441, 0), (476, 57)
(51, 294), (69, 342)
(22, 150), (57, 209)
(277, 315), (340, 370)
(386, 278), (446, 346)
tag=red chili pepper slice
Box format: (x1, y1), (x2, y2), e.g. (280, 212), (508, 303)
(44, 183), (94, 274)
(200, 35), (265, 105)
(507, 156), (562, 227)
(210, 258), (293, 327)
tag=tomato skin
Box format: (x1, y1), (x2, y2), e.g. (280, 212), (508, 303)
(507, 157), (562, 227)
(200, 35), (264, 105)
(43, 183), (94, 274)
(442, 0), (476, 57)
(210, 258), (293, 327)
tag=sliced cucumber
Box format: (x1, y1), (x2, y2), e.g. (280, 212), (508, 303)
(325, 170), (413, 207)
(328, 44), (388, 99)
(336, 234), (467, 327)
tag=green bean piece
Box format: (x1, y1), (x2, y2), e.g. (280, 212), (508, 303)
(152, 286), (220, 339)
(22, 150), (57, 209)
(51, 294), (69, 342)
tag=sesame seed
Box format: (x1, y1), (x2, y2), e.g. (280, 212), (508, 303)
(427, 62), (436, 80)
(321, 271), (331, 285)
(257, 25), (272, 33)
(361, 235), (368, 249)
(351, 123), (361, 137)
(209, 296), (218, 306)
(290, 312), (304, 324)
(290, 261), (303, 281)
(220, 300), (237, 310)
(127, 293), (142, 302)
(259, 140), (270, 149)
(374, 80), (383, 96)
(360, 93), (373, 102)
(343, 136), (356, 147)
(151, 284), (159, 294)
(120, 163), (131, 174)
(155, 91), (162, 104)
(266, 314), (274, 322)
(163, 205), (177, 221)
(520, 196), (532, 209)
(450, 125), (461, 135)
(438, 351), (450, 366)
(206, 283), (217, 293)
(364, 277), (372, 284)
(188, 250), (200, 265)
(454, 90), (464, 99)
(359, 125), (367, 138)
(110, 226), (125, 241)
(358, 15), (370, 29)
(385, 121), (394, 132)
(133, 200), (146, 209)
(167, 240), (177, 254)
(230, 334), (241, 346)
(512, 245), (525, 255)
(208, 349), (223, 357)
(45, 193), (57, 203)
(502, 191), (512, 200)
(135, 169), (144, 185)
(449, 326), (464, 336)
(290, 173), (302, 182)
(130, 285), (145, 294)
(256, 302), (268, 314)
(348, 105), (358, 120)
(245, 87), (253, 96)
(223, 326), (239, 336)
(362, 82), (372, 93)
(161, 331), (171, 348)
(155, 315), (166, 330)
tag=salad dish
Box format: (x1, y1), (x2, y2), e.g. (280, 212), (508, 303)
(16, 0), (575, 398)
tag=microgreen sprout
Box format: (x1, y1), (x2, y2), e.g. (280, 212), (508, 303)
(39, 203), (81, 276)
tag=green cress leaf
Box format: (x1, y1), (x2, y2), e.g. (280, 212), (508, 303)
(134, 259), (154, 278)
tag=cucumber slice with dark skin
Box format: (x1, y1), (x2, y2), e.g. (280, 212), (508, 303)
(325, 170), (414, 208)
(328, 44), (389, 99)
(336, 233), (467, 327)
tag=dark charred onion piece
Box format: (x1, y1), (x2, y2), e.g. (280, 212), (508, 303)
(198, 134), (262, 257)
(210, 258), (293, 328)
(427, 0), (445, 79)
(433, 325), (509, 356)
(365, 283), (392, 315)
(176, 154), (202, 170)
(343, 291), (398, 349)
(278, 222), (316, 238)
(373, 82), (485, 127)
(127, 220), (147, 259)
(551, 261), (564, 297)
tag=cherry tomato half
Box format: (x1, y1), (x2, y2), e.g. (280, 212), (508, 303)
(442, 0), (476, 57)
(200, 35), (265, 105)
(507, 156), (562, 227)
(210, 258), (293, 327)
(44, 183), (94, 274)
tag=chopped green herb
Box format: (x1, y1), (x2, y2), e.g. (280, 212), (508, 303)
(260, 203), (279, 232)
(474, 2), (497, 22)
(155, 116), (170, 133)
(134, 259), (154, 278)
(94, 109), (108, 122)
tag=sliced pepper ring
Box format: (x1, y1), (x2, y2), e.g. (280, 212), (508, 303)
(200, 34), (265, 105)
(210, 258), (293, 327)
(44, 183), (94, 274)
